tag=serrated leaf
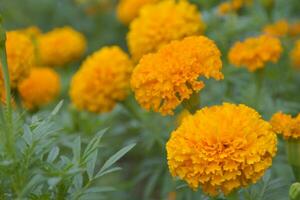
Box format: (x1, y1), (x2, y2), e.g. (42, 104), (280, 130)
(97, 143), (135, 176)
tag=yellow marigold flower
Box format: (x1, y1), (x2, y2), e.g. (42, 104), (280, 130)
(70, 46), (133, 113)
(127, 0), (205, 62)
(166, 103), (277, 196)
(18, 67), (60, 110)
(270, 112), (300, 139)
(228, 35), (282, 71)
(290, 40), (300, 69)
(217, 0), (252, 15)
(37, 26), (87, 66)
(131, 36), (223, 115)
(0, 31), (35, 88)
(263, 19), (289, 37)
(17, 26), (42, 39)
(116, 0), (159, 25)
(289, 22), (300, 36)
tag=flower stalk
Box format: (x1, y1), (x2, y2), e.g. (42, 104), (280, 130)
(182, 92), (200, 114)
(286, 139), (300, 181)
(0, 16), (15, 157)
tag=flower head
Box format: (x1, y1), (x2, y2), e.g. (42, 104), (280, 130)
(18, 67), (60, 110)
(70, 46), (133, 113)
(228, 35), (282, 71)
(217, 0), (252, 15)
(166, 103), (277, 196)
(127, 0), (205, 62)
(289, 22), (300, 36)
(0, 31), (35, 88)
(37, 26), (86, 66)
(116, 0), (159, 24)
(17, 26), (42, 39)
(270, 112), (300, 139)
(131, 36), (223, 115)
(290, 40), (300, 69)
(263, 20), (289, 37)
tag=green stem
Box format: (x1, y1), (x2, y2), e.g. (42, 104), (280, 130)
(286, 139), (300, 181)
(182, 92), (200, 114)
(0, 16), (15, 157)
(254, 68), (265, 108)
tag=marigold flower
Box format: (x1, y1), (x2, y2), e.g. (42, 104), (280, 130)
(290, 40), (300, 69)
(131, 36), (223, 115)
(37, 26), (86, 66)
(263, 19), (289, 37)
(0, 31), (35, 88)
(17, 26), (42, 39)
(289, 22), (300, 36)
(18, 67), (60, 110)
(70, 46), (133, 113)
(217, 0), (252, 15)
(127, 0), (205, 61)
(116, 0), (159, 25)
(270, 112), (300, 139)
(166, 103), (277, 196)
(228, 35), (282, 71)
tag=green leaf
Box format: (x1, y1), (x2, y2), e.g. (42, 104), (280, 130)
(51, 100), (63, 116)
(97, 143), (135, 176)
(95, 167), (122, 178)
(87, 150), (98, 180)
(23, 124), (33, 146)
(72, 137), (81, 163)
(47, 146), (59, 163)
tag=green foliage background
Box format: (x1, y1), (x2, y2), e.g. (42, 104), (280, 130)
(1, 0), (300, 199)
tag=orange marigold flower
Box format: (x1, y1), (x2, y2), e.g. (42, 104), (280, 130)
(0, 31), (35, 88)
(18, 67), (60, 110)
(288, 22), (300, 36)
(17, 26), (42, 39)
(166, 103), (277, 196)
(217, 0), (252, 15)
(127, 0), (205, 62)
(263, 19), (289, 37)
(37, 26), (86, 66)
(116, 0), (159, 25)
(290, 40), (300, 69)
(270, 112), (300, 139)
(131, 36), (223, 115)
(70, 46), (133, 113)
(228, 35), (282, 71)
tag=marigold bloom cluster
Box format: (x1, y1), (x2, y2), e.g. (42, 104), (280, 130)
(131, 36), (223, 115)
(218, 0), (252, 15)
(70, 46), (133, 113)
(0, 31), (35, 88)
(116, 0), (158, 25)
(290, 40), (300, 69)
(270, 112), (300, 139)
(37, 26), (87, 66)
(18, 67), (60, 110)
(263, 20), (289, 37)
(228, 35), (282, 71)
(166, 103), (277, 196)
(127, 0), (205, 62)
